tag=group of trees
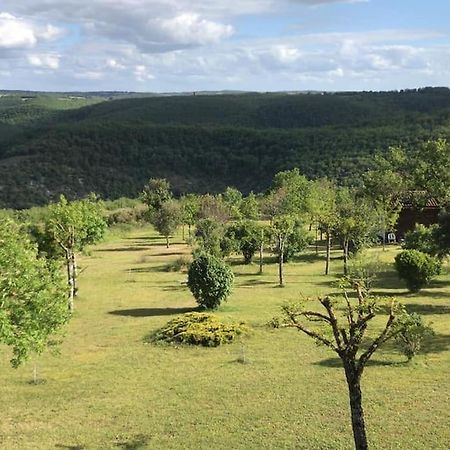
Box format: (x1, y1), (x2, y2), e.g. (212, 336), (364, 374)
(0, 195), (106, 369)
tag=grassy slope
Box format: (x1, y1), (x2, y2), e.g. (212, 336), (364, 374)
(1, 226), (449, 449)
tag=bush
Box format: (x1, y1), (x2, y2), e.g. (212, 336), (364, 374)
(106, 205), (147, 225)
(395, 250), (441, 292)
(403, 224), (439, 257)
(187, 254), (234, 309)
(148, 312), (247, 347)
(394, 313), (434, 361)
(166, 256), (191, 272)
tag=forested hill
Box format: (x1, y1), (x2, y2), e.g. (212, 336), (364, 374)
(1, 87), (450, 208)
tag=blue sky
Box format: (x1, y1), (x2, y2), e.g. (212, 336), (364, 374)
(0, 0), (449, 92)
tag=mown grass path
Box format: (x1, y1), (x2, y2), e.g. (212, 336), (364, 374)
(1, 226), (450, 449)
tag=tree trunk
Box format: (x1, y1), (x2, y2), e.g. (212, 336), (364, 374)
(278, 237), (284, 287)
(344, 364), (368, 450)
(325, 231), (331, 275)
(188, 223), (191, 238)
(72, 252), (78, 297)
(182, 224), (185, 241)
(66, 251), (75, 312)
(315, 224), (319, 255)
(343, 239), (349, 275)
(259, 239), (264, 275)
(166, 236), (170, 248)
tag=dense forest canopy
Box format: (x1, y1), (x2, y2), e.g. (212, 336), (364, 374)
(1, 87), (450, 208)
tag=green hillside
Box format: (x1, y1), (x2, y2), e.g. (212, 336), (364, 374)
(1, 88), (450, 208)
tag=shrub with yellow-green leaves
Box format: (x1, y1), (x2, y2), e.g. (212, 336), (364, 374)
(148, 312), (248, 347)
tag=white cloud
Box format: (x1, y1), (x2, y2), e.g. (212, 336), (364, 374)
(157, 13), (233, 45)
(0, 12), (37, 49)
(27, 53), (60, 69)
(38, 24), (65, 40)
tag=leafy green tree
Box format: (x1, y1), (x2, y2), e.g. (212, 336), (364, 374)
(281, 219), (312, 263)
(0, 218), (68, 367)
(152, 200), (182, 248)
(271, 215), (296, 287)
(226, 221), (261, 264)
(194, 218), (225, 257)
(141, 178), (172, 213)
(411, 139), (450, 204)
(222, 187), (243, 220)
(307, 178), (337, 273)
(436, 211), (450, 258)
(403, 224), (440, 257)
(333, 189), (378, 275)
(362, 162), (405, 250)
(180, 194), (200, 239)
(187, 254), (234, 309)
(240, 192), (260, 220)
(395, 250), (441, 292)
(272, 278), (422, 450)
(197, 194), (230, 223)
(44, 195), (107, 311)
(394, 313), (434, 361)
(272, 168), (311, 215)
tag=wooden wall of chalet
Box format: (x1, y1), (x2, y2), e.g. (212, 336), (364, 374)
(396, 207), (440, 239)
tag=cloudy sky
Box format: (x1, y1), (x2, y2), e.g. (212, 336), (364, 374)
(1, 0), (449, 92)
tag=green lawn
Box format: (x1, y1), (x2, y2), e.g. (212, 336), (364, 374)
(1, 226), (449, 449)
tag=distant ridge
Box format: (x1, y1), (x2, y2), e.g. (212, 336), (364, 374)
(0, 87), (449, 208)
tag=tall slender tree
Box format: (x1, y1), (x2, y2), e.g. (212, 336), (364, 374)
(0, 218), (68, 367)
(44, 195), (106, 311)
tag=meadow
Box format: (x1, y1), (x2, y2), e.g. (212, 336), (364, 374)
(1, 225), (449, 449)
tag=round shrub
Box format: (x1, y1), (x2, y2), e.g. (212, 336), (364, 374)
(149, 312), (247, 347)
(395, 250), (441, 292)
(187, 254), (234, 309)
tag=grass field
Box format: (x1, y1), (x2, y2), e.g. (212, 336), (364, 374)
(1, 226), (450, 449)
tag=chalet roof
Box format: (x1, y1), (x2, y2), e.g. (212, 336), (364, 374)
(401, 191), (440, 208)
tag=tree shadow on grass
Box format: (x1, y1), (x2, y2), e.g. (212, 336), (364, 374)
(126, 265), (167, 273)
(292, 253), (324, 264)
(152, 251), (184, 257)
(162, 285), (188, 291)
(109, 306), (200, 317)
(314, 357), (403, 369)
(55, 445), (85, 450)
(239, 278), (273, 287)
(404, 303), (450, 315)
(114, 434), (150, 450)
(98, 246), (149, 252)
(126, 236), (160, 241)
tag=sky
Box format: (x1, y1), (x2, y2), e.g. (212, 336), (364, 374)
(1, 0), (450, 92)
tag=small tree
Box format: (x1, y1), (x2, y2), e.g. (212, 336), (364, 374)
(282, 219), (312, 263)
(271, 215), (295, 287)
(394, 313), (434, 361)
(187, 254), (234, 309)
(240, 192), (260, 220)
(307, 178), (337, 274)
(141, 178), (172, 214)
(272, 279), (420, 450)
(152, 200), (182, 248)
(226, 221), (261, 264)
(44, 195), (106, 311)
(194, 218), (225, 257)
(333, 189), (378, 275)
(180, 194), (200, 239)
(222, 187), (243, 220)
(395, 250), (441, 292)
(0, 218), (68, 367)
